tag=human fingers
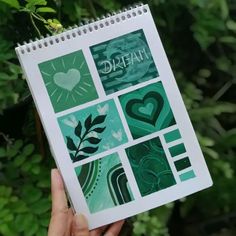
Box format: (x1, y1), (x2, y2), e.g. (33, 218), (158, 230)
(48, 169), (69, 236)
(71, 214), (89, 236)
(103, 220), (125, 236)
(90, 225), (108, 236)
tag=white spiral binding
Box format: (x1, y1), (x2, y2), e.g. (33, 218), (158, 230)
(16, 3), (148, 54)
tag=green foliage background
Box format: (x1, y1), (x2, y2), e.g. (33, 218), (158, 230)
(0, 0), (235, 235)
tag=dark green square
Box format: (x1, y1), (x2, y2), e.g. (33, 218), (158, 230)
(126, 137), (176, 197)
(174, 157), (191, 171)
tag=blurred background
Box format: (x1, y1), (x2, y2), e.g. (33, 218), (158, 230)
(0, 0), (235, 235)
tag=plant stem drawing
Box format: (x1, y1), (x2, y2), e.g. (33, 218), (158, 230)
(66, 114), (107, 162)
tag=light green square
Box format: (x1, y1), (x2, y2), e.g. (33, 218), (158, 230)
(39, 50), (98, 113)
(179, 170), (196, 182)
(164, 129), (181, 143)
(57, 99), (128, 163)
(75, 153), (134, 213)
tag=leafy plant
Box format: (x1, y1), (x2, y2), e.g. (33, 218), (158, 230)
(0, 0), (235, 235)
(0, 0), (62, 36)
(66, 114), (107, 162)
(0, 138), (52, 236)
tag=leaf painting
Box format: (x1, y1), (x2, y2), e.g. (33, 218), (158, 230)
(66, 114), (107, 162)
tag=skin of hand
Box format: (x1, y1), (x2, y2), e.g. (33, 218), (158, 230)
(48, 169), (125, 236)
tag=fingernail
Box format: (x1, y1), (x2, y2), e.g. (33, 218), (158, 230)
(75, 214), (88, 229)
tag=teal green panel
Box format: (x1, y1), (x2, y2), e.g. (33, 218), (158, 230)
(57, 99), (128, 163)
(179, 170), (196, 182)
(169, 143), (186, 157)
(119, 82), (176, 139)
(164, 129), (181, 143)
(75, 153), (134, 213)
(38, 50), (98, 113)
(174, 157), (191, 171)
(126, 137), (176, 197)
(90, 29), (159, 95)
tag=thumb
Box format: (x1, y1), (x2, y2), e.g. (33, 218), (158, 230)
(72, 214), (89, 236)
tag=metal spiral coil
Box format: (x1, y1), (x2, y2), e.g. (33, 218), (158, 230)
(16, 3), (147, 54)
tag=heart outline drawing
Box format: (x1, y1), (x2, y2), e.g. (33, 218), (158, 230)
(53, 68), (81, 91)
(125, 91), (164, 126)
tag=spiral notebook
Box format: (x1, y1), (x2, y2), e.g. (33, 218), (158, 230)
(15, 4), (212, 229)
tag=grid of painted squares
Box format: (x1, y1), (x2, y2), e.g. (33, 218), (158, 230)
(39, 29), (196, 214)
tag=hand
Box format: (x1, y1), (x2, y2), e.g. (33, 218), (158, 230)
(48, 169), (124, 236)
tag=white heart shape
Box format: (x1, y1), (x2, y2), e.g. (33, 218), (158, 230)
(53, 68), (81, 91)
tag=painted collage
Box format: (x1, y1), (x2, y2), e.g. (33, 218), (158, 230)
(38, 29), (195, 214)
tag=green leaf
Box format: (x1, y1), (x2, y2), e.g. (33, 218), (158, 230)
(74, 121), (82, 138)
(75, 155), (89, 161)
(219, 0), (229, 19)
(36, 227), (47, 236)
(219, 36), (236, 44)
(226, 20), (236, 31)
(11, 200), (28, 213)
(85, 114), (92, 130)
(0, 223), (16, 236)
(80, 146), (98, 154)
(24, 217), (39, 236)
(0, 147), (6, 158)
(6, 147), (18, 158)
(85, 137), (101, 144)
(26, 0), (47, 6)
(218, 129), (236, 148)
(66, 136), (77, 151)
(21, 161), (32, 172)
(92, 127), (106, 133)
(13, 139), (24, 150)
(22, 144), (34, 156)
(69, 153), (75, 160)
(0, 0), (20, 9)
(31, 199), (51, 214)
(13, 154), (26, 167)
(36, 6), (56, 13)
(91, 115), (107, 126)
(39, 212), (50, 227)
(31, 154), (42, 164)
(0, 197), (8, 210)
(31, 165), (41, 175)
(37, 178), (50, 188)
(22, 185), (43, 203)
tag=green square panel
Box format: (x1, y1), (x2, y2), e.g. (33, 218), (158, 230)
(174, 157), (191, 171)
(90, 29), (159, 95)
(179, 170), (196, 182)
(164, 129), (181, 143)
(169, 143), (186, 157)
(119, 82), (176, 139)
(58, 99), (128, 163)
(39, 50), (98, 113)
(75, 153), (134, 213)
(126, 137), (176, 197)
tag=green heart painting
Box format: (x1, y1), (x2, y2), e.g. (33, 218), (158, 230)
(126, 137), (176, 196)
(75, 153), (134, 213)
(90, 29), (159, 95)
(119, 82), (176, 139)
(39, 50), (98, 113)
